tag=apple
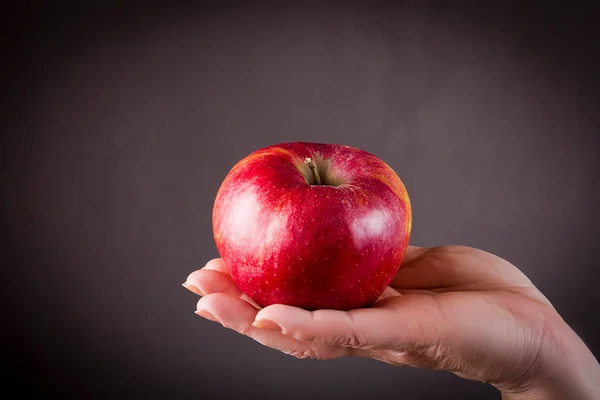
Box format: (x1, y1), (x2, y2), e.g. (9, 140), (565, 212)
(212, 142), (412, 310)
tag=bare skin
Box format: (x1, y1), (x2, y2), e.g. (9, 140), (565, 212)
(183, 245), (600, 399)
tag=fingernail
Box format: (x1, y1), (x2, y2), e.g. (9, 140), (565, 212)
(252, 319), (282, 332)
(195, 309), (219, 323)
(182, 282), (204, 296)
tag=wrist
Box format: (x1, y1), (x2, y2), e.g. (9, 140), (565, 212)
(499, 313), (600, 400)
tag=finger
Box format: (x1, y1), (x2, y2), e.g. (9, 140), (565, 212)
(392, 245), (538, 293)
(196, 293), (346, 360)
(256, 294), (448, 353)
(400, 245), (429, 266)
(185, 268), (244, 298)
(197, 292), (258, 332)
(182, 258), (228, 295)
(253, 300), (437, 351)
(249, 326), (349, 360)
(202, 258), (230, 273)
(375, 286), (401, 302)
(184, 259), (261, 308)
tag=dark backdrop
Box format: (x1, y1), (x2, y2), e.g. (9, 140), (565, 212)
(4, 1), (600, 399)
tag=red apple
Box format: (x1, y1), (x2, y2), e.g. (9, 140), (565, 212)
(212, 142), (412, 310)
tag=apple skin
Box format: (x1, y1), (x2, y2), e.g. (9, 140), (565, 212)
(212, 142), (412, 311)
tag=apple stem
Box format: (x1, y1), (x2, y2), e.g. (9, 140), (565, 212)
(304, 157), (322, 185)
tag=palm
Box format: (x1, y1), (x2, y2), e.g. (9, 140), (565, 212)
(185, 245), (556, 390)
(369, 246), (554, 384)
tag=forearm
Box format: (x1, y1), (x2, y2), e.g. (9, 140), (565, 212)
(501, 320), (600, 400)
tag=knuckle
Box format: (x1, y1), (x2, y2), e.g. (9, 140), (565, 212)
(333, 333), (364, 348)
(238, 326), (251, 336)
(366, 349), (408, 366)
(292, 331), (369, 350)
(403, 338), (455, 371)
(422, 341), (449, 368)
(284, 347), (318, 360)
(293, 331), (316, 342)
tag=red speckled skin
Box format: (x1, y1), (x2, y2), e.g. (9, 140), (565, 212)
(212, 142), (412, 310)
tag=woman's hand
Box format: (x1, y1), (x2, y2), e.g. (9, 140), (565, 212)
(183, 245), (600, 399)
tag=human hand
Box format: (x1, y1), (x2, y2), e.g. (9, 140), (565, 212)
(183, 245), (600, 399)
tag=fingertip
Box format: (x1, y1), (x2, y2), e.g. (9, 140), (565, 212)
(405, 245), (428, 256)
(182, 281), (204, 296)
(197, 293), (258, 333)
(399, 245), (428, 267)
(251, 319), (282, 332)
(186, 268), (244, 299)
(255, 304), (307, 325)
(203, 258), (228, 273)
(196, 292), (229, 311)
(376, 286), (400, 302)
(184, 269), (202, 284)
(194, 309), (219, 323)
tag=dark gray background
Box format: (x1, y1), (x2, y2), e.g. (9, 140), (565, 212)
(4, 1), (600, 399)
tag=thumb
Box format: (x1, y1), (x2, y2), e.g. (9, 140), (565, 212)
(252, 295), (445, 352)
(254, 305), (392, 349)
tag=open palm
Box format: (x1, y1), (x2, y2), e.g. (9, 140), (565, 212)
(184, 245), (562, 394)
